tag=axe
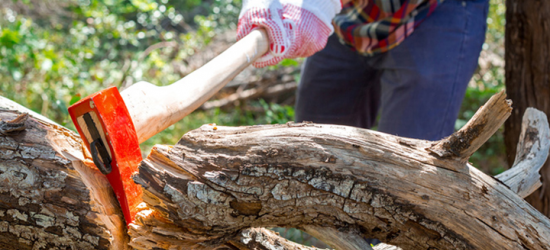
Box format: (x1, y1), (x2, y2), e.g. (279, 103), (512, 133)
(68, 29), (268, 226)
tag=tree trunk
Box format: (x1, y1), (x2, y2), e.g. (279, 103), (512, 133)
(505, 0), (550, 216)
(130, 91), (550, 249)
(0, 97), (128, 249)
(2, 91), (550, 249)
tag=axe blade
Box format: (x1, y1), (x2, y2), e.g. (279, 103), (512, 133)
(68, 86), (143, 226)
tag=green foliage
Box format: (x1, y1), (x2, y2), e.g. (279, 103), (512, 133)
(0, 0), (240, 128)
(259, 99), (295, 124)
(485, 0), (505, 56)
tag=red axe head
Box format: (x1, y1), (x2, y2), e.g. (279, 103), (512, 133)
(68, 86), (143, 226)
(66, 30), (270, 226)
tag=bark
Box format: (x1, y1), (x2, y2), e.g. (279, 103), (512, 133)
(2, 91), (550, 249)
(505, 0), (550, 216)
(130, 91), (550, 249)
(0, 97), (128, 249)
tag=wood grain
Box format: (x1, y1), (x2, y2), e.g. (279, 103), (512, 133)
(131, 103), (550, 249)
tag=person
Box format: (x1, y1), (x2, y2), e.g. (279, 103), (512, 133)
(237, 0), (489, 141)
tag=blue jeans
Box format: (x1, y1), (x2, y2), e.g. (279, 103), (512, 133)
(295, 0), (489, 141)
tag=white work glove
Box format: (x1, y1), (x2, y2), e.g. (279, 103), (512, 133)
(237, 0), (342, 68)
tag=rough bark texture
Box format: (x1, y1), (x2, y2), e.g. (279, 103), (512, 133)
(129, 92), (550, 250)
(505, 0), (550, 216)
(0, 97), (128, 249)
(3, 91), (550, 249)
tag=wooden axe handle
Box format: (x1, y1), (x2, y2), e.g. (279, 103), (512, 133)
(121, 29), (269, 144)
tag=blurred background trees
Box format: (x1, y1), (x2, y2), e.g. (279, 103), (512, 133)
(0, 0), (241, 125)
(0, 0), (508, 247)
(504, 0), (550, 218)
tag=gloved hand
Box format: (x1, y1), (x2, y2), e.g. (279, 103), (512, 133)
(237, 0), (342, 68)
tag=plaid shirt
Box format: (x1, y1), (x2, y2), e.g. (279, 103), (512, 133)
(333, 0), (443, 56)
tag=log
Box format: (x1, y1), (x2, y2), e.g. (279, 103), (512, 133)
(130, 91), (550, 249)
(2, 91), (550, 250)
(0, 97), (128, 249)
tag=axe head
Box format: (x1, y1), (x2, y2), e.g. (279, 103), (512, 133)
(68, 86), (143, 226)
